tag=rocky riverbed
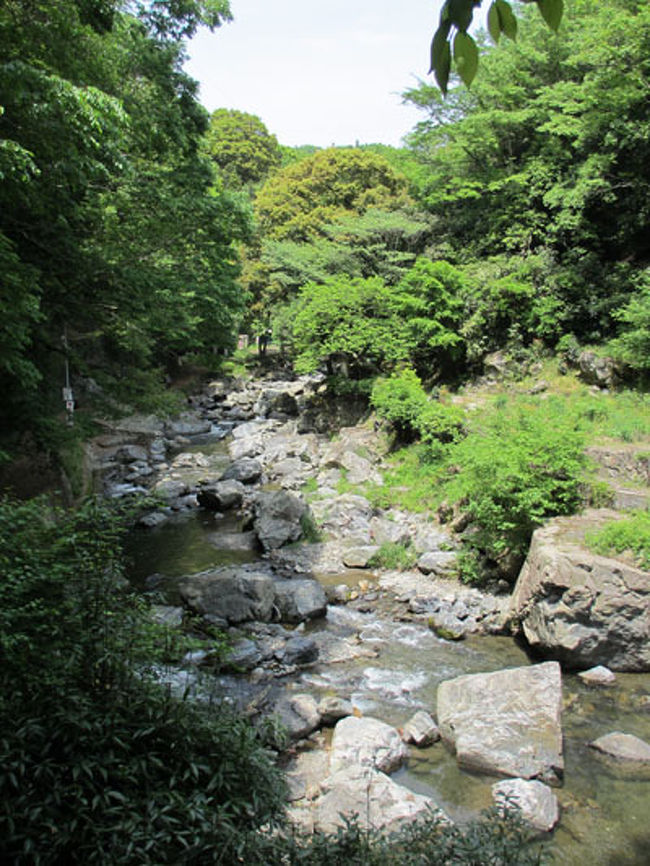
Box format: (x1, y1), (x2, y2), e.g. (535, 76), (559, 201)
(91, 370), (650, 865)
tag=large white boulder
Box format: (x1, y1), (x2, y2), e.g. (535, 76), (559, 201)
(437, 661), (564, 784)
(330, 716), (409, 774)
(314, 765), (438, 834)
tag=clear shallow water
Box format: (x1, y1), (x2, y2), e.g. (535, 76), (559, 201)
(127, 507), (650, 865)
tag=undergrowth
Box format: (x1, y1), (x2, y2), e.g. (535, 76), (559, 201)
(585, 508), (650, 569)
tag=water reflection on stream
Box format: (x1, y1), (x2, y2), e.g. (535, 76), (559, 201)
(126, 506), (650, 866)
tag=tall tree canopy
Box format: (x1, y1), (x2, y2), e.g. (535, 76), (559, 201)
(404, 0), (650, 344)
(0, 0), (246, 437)
(203, 108), (281, 189)
(255, 148), (411, 242)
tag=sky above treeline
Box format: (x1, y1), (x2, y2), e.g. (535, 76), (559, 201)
(186, 0), (446, 148)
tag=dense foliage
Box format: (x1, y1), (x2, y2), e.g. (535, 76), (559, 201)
(405, 0), (650, 352)
(0, 0), (248, 445)
(0, 496), (285, 864)
(203, 108), (281, 189)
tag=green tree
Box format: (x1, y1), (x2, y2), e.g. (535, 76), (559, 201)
(0, 0), (249, 439)
(391, 258), (466, 375)
(203, 108), (281, 189)
(404, 0), (650, 346)
(255, 147), (411, 241)
(289, 276), (406, 376)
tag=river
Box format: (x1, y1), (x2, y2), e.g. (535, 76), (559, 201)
(125, 430), (650, 865)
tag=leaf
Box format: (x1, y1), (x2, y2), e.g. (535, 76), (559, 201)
(447, 0), (474, 32)
(453, 31), (479, 89)
(537, 0), (563, 32)
(496, 0), (518, 41)
(430, 28), (452, 95)
(487, 2), (501, 44)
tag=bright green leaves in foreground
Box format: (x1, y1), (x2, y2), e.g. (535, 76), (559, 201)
(431, 0), (563, 93)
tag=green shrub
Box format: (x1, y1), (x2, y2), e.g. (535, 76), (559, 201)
(608, 277), (650, 375)
(418, 401), (466, 446)
(371, 368), (429, 441)
(371, 368), (465, 450)
(446, 405), (587, 567)
(368, 541), (418, 570)
(0, 497), (285, 865)
(300, 510), (324, 542)
(586, 509), (650, 569)
(229, 808), (546, 865)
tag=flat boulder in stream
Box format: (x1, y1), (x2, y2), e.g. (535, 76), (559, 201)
(178, 567), (275, 624)
(437, 661), (564, 785)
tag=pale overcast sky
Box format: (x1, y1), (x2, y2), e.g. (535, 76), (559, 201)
(185, 0), (445, 148)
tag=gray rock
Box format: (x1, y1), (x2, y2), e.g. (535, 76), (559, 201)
(510, 511), (650, 671)
(340, 450), (383, 486)
(417, 550), (457, 576)
(179, 568), (276, 624)
(437, 661), (564, 784)
(330, 716), (409, 775)
(273, 579), (327, 623)
(576, 350), (621, 389)
(317, 696), (353, 726)
(370, 515), (411, 547)
(225, 638), (263, 671)
(428, 610), (467, 641)
(152, 479), (189, 501)
(283, 635), (319, 666)
(197, 479), (245, 510)
(255, 389), (299, 418)
(492, 779), (560, 833)
(254, 491), (308, 551)
(310, 494), (373, 543)
(139, 511), (169, 528)
(578, 665), (617, 687)
(273, 694), (321, 740)
(402, 710), (440, 747)
(117, 444), (149, 463)
(342, 546), (380, 568)
(165, 415), (212, 437)
(220, 457), (263, 485)
(150, 605), (183, 627)
(315, 765), (439, 834)
(589, 732), (650, 762)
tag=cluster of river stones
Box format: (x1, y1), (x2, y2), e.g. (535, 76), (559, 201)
(89, 371), (650, 841)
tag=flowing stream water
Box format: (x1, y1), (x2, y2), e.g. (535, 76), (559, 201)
(126, 437), (650, 866)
